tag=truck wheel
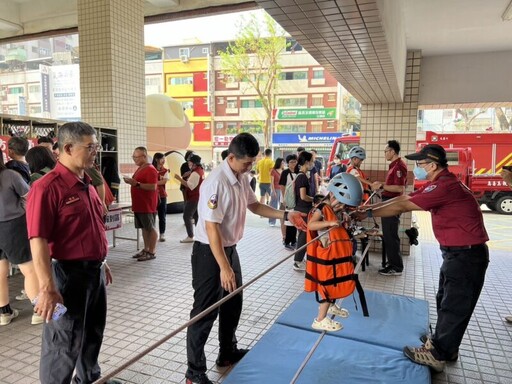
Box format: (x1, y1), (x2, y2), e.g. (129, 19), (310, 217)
(485, 203), (496, 211)
(495, 195), (512, 215)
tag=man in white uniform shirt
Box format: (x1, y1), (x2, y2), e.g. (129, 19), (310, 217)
(185, 133), (306, 384)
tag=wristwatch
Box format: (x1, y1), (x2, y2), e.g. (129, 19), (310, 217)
(283, 211), (289, 221)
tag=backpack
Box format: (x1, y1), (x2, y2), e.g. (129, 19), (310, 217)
(283, 172), (296, 209)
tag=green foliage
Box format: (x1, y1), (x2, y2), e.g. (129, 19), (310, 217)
(219, 12), (287, 146)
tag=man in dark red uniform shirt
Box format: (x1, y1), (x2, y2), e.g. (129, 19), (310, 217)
(26, 122), (115, 384)
(372, 140), (408, 276)
(356, 144), (489, 373)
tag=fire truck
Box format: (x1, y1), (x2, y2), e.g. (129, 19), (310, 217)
(327, 131), (512, 214)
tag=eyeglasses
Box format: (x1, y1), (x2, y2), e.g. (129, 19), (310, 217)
(79, 143), (102, 153)
(416, 161), (432, 167)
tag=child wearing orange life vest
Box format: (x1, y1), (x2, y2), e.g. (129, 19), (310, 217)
(306, 173), (368, 332)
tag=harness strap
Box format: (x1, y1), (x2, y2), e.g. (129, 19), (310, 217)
(306, 254), (353, 266)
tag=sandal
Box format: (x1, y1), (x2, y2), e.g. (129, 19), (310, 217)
(328, 303), (349, 318)
(137, 252), (156, 261)
(312, 317), (343, 332)
(132, 250), (146, 259)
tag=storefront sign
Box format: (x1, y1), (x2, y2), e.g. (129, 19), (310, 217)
(213, 135), (236, 147)
(275, 108), (336, 120)
(272, 133), (342, 145)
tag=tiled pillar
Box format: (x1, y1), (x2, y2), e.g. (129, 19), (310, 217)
(78, 0), (145, 203)
(360, 50), (421, 256)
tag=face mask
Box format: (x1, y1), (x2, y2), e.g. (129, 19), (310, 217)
(413, 165), (428, 180)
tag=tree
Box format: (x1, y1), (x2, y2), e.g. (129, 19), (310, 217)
(455, 108), (487, 131)
(219, 12), (287, 148)
(495, 107), (511, 131)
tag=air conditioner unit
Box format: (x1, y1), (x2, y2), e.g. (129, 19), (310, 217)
(179, 55), (189, 63)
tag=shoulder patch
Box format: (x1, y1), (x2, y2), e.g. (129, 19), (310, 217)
(207, 194), (218, 209)
(397, 170), (402, 178)
(423, 184), (437, 193)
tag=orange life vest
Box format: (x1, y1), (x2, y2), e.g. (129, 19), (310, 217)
(346, 165), (370, 203)
(305, 203), (369, 316)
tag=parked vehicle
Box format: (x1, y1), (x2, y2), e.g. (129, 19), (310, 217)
(327, 131), (512, 214)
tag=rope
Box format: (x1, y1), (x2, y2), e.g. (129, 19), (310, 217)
(93, 227), (336, 384)
(289, 239), (372, 384)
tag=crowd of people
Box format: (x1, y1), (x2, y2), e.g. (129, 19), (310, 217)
(0, 125), (507, 383)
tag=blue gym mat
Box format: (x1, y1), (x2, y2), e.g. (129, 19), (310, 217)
(224, 290), (431, 384)
(276, 290), (429, 351)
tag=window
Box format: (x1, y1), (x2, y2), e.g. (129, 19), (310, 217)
(227, 99), (237, 109)
(227, 122), (238, 134)
(178, 48), (190, 57)
(276, 124), (306, 133)
(28, 84), (40, 94)
(277, 97), (307, 107)
(241, 99), (263, 108)
(312, 70), (324, 79)
(145, 77), (160, 86)
(8, 86), (24, 94)
(240, 124), (263, 133)
(217, 97), (224, 104)
(202, 47), (209, 54)
(311, 95), (323, 106)
(327, 93), (336, 102)
(311, 122), (322, 132)
(216, 122), (224, 129)
(29, 105), (41, 114)
(169, 76), (193, 85)
(327, 121), (335, 129)
(279, 71), (307, 80)
(180, 101), (193, 110)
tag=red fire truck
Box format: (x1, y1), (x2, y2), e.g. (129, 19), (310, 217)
(327, 131), (512, 214)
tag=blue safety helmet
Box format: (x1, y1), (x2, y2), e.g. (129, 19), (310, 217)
(327, 172), (363, 207)
(348, 146), (366, 160)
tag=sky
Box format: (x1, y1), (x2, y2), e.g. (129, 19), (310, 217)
(144, 9), (266, 48)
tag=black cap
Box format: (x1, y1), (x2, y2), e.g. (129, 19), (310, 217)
(188, 154), (202, 165)
(405, 144), (447, 165)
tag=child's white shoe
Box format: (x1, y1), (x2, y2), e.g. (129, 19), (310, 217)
(328, 303), (349, 318)
(312, 317), (343, 332)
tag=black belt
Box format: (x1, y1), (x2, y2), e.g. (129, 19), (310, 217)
(194, 241), (235, 249)
(440, 244), (486, 252)
(56, 260), (104, 269)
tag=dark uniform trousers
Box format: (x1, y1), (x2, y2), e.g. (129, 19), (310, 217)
(381, 196), (403, 271)
(432, 244), (489, 360)
(40, 260), (107, 384)
(187, 242), (243, 376)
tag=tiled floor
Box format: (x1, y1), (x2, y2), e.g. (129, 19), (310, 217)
(2, 210), (511, 384)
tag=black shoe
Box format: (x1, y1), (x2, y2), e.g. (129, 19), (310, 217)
(419, 335), (459, 362)
(185, 372), (213, 384)
(378, 266), (402, 276)
(215, 348), (249, 367)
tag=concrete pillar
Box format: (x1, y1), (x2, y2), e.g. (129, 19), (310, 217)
(360, 50), (422, 256)
(78, 0), (146, 203)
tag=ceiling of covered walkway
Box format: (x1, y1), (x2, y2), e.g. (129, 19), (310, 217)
(1, 0), (512, 106)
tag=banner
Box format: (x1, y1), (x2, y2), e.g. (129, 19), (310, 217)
(275, 108), (336, 120)
(40, 65), (51, 116)
(272, 133), (342, 145)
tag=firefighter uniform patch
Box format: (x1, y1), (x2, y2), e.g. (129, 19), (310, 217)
(207, 194), (218, 209)
(423, 185), (437, 193)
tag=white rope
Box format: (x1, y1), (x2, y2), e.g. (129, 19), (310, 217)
(93, 227), (336, 384)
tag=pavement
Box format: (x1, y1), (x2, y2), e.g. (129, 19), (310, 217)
(1, 209), (511, 384)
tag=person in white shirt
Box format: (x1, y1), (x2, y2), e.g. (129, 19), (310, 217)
(185, 133), (306, 384)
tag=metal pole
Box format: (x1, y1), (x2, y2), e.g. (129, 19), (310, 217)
(93, 228), (336, 384)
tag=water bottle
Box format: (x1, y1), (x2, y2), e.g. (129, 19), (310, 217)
(31, 297), (67, 321)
